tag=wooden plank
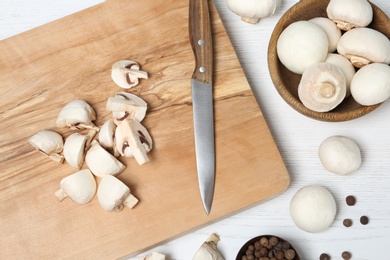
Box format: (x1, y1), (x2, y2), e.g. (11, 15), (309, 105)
(0, 0), (290, 258)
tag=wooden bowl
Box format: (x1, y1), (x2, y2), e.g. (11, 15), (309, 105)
(235, 235), (300, 260)
(267, 0), (390, 122)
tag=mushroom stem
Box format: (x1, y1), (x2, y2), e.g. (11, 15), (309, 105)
(85, 129), (98, 151)
(71, 123), (100, 132)
(350, 56), (371, 68)
(315, 82), (336, 98)
(55, 189), (68, 202)
(123, 194), (139, 209)
(49, 153), (65, 163)
(241, 17), (260, 24)
(120, 68), (148, 79)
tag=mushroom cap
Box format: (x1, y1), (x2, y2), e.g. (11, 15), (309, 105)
(290, 185), (337, 233)
(326, 0), (373, 30)
(351, 63), (390, 106)
(309, 17), (341, 53)
(97, 175), (130, 212)
(337, 28), (390, 68)
(63, 133), (88, 169)
(29, 130), (63, 155)
(60, 169), (97, 204)
(318, 136), (361, 175)
(324, 53), (356, 97)
(56, 99), (96, 128)
(298, 62), (346, 112)
(277, 21), (329, 74)
(85, 140), (126, 177)
(226, 0), (281, 20)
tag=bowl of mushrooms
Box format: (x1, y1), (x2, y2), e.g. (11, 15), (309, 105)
(268, 0), (390, 122)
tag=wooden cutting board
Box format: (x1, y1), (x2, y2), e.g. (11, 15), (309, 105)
(0, 0), (289, 258)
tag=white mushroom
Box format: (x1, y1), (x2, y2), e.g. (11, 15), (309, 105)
(29, 130), (64, 163)
(337, 28), (390, 68)
(277, 21), (329, 74)
(85, 140), (126, 177)
(63, 130), (96, 169)
(115, 119), (153, 165)
(298, 62), (346, 112)
(226, 0), (281, 24)
(55, 169), (97, 204)
(318, 136), (361, 175)
(326, 0), (373, 31)
(309, 17), (341, 53)
(106, 93), (147, 124)
(351, 63), (390, 106)
(193, 233), (224, 260)
(98, 118), (119, 157)
(111, 60), (148, 89)
(97, 175), (139, 212)
(56, 99), (99, 131)
(290, 185), (337, 233)
(324, 53), (356, 97)
(141, 252), (166, 260)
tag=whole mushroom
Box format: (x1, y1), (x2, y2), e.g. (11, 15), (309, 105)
(226, 0), (281, 24)
(277, 21), (329, 74)
(309, 17), (341, 53)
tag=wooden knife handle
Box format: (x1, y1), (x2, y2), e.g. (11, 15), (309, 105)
(189, 0), (213, 84)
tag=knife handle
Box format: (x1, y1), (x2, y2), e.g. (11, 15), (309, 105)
(189, 0), (213, 85)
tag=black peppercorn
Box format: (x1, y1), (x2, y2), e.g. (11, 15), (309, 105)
(260, 237), (269, 247)
(342, 251), (352, 260)
(319, 253), (331, 260)
(346, 195), (356, 206)
(360, 215), (369, 225)
(343, 218), (353, 227)
(285, 249), (296, 259)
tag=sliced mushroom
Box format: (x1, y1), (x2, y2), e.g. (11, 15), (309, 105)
(298, 62), (346, 112)
(326, 0), (373, 31)
(324, 53), (356, 97)
(106, 94), (147, 124)
(337, 28), (390, 68)
(111, 60), (148, 89)
(29, 130), (64, 163)
(115, 119), (153, 165)
(309, 17), (341, 53)
(56, 99), (99, 131)
(97, 175), (139, 212)
(98, 118), (119, 157)
(55, 169), (97, 204)
(63, 130), (96, 169)
(85, 140), (126, 177)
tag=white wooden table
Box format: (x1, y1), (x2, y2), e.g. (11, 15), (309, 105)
(1, 1), (389, 259)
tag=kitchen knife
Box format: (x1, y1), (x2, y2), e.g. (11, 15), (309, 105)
(189, 0), (215, 215)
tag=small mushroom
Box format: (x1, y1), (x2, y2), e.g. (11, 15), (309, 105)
(226, 0), (281, 24)
(337, 28), (390, 68)
(55, 169), (97, 204)
(85, 140), (126, 177)
(192, 233), (224, 260)
(97, 175), (139, 212)
(63, 130), (96, 169)
(326, 0), (373, 31)
(29, 130), (64, 163)
(115, 119), (153, 165)
(56, 99), (99, 131)
(290, 185), (337, 233)
(324, 53), (356, 97)
(309, 17), (341, 53)
(318, 136), (361, 175)
(351, 63), (390, 106)
(277, 21), (329, 74)
(106, 92), (147, 124)
(298, 62), (346, 112)
(141, 252), (166, 260)
(98, 118), (119, 157)
(111, 60), (148, 89)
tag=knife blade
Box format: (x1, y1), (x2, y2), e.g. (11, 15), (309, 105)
(189, 0), (215, 215)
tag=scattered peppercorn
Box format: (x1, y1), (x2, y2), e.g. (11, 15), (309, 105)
(360, 215), (369, 225)
(343, 218), (353, 227)
(341, 251), (352, 260)
(346, 195), (356, 206)
(319, 253), (331, 260)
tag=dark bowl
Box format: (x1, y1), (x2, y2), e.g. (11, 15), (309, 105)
(235, 235), (300, 260)
(267, 0), (390, 122)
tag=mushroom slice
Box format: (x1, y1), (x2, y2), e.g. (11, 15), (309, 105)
(85, 140), (126, 177)
(63, 130), (96, 169)
(326, 0), (373, 31)
(111, 60), (148, 89)
(337, 28), (390, 68)
(298, 62), (346, 112)
(56, 99), (99, 131)
(29, 130), (64, 163)
(97, 175), (139, 212)
(106, 94), (147, 124)
(115, 119), (153, 165)
(55, 169), (97, 204)
(98, 118), (119, 157)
